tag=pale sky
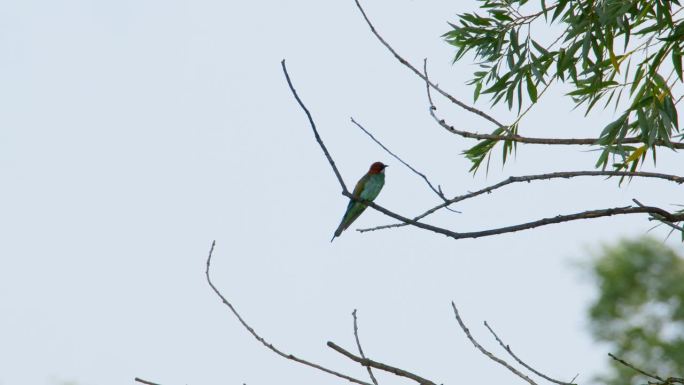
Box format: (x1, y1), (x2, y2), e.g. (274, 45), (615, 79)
(0, 1), (682, 385)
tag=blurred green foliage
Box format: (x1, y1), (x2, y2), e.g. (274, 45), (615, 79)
(587, 237), (684, 384)
(444, 0), (683, 173)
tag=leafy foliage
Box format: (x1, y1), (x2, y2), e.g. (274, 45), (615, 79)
(444, 0), (684, 172)
(586, 237), (684, 385)
(463, 122), (519, 172)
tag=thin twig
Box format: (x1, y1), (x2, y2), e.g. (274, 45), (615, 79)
(427, 78), (684, 147)
(350, 117), (456, 210)
(134, 378), (161, 385)
(327, 341), (437, 385)
(205, 241), (372, 385)
(422, 58), (507, 137)
(483, 321), (577, 385)
(353, 0), (504, 128)
(281, 60), (349, 194)
(633, 199), (684, 232)
(358, 170), (684, 233)
(352, 310), (379, 385)
(608, 353), (663, 382)
(656, 220), (684, 232)
(451, 303), (539, 385)
(610, 348), (684, 385)
(430, 107), (684, 148)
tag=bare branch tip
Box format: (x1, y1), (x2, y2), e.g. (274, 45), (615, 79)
(135, 378), (161, 385)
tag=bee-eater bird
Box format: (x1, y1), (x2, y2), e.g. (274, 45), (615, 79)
(331, 161), (387, 241)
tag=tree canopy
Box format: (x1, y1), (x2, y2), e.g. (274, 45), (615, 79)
(444, 0), (684, 172)
(587, 237), (684, 384)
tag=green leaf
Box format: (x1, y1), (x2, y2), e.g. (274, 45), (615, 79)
(474, 81), (483, 101)
(673, 44), (683, 82)
(551, 0), (568, 22)
(445, 0), (684, 173)
(595, 147), (610, 169)
(531, 40), (550, 56)
(526, 72), (538, 103)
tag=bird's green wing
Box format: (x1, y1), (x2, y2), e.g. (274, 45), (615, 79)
(358, 173), (385, 201)
(351, 173), (369, 197)
(340, 173), (385, 231)
(332, 172), (386, 239)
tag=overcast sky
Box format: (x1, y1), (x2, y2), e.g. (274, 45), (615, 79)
(1, 1), (682, 385)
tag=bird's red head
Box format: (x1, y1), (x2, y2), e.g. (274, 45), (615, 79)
(368, 161), (388, 174)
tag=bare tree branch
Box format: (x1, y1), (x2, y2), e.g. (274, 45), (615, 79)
(134, 377), (161, 385)
(281, 60), (349, 194)
(351, 309), (379, 385)
(606, 353), (684, 385)
(327, 341), (437, 385)
(355, 0), (684, 150)
(451, 303), (539, 385)
(362, 203), (684, 239)
(358, 170), (684, 233)
(633, 199), (684, 232)
(608, 353), (664, 382)
(429, 105), (684, 148)
(205, 241), (373, 385)
(283, 59), (684, 240)
(352, 0), (504, 128)
(483, 321), (578, 385)
(350, 117), (458, 211)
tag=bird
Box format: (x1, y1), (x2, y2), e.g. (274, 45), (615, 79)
(331, 161), (387, 242)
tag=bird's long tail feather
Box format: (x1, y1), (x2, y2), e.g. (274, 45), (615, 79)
(330, 222), (345, 242)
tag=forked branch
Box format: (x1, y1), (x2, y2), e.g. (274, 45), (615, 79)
(484, 321), (578, 385)
(205, 241), (372, 385)
(358, 170), (684, 233)
(352, 0), (504, 128)
(352, 310), (380, 385)
(608, 353), (684, 385)
(354, 0), (684, 150)
(451, 303), (539, 385)
(350, 117), (450, 204)
(327, 341), (438, 385)
(282, 60), (684, 241)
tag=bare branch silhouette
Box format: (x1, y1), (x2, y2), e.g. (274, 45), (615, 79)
(606, 353), (684, 385)
(283, 60), (684, 240)
(134, 377), (161, 385)
(484, 321), (578, 385)
(205, 241), (372, 385)
(203, 242), (684, 385)
(359, 201), (684, 239)
(327, 341), (437, 385)
(281, 60), (349, 194)
(633, 199), (684, 232)
(608, 353), (664, 382)
(350, 117), (457, 211)
(358, 170), (684, 233)
(352, 0), (504, 128)
(352, 309), (379, 385)
(451, 303), (539, 385)
(429, 105), (684, 148)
